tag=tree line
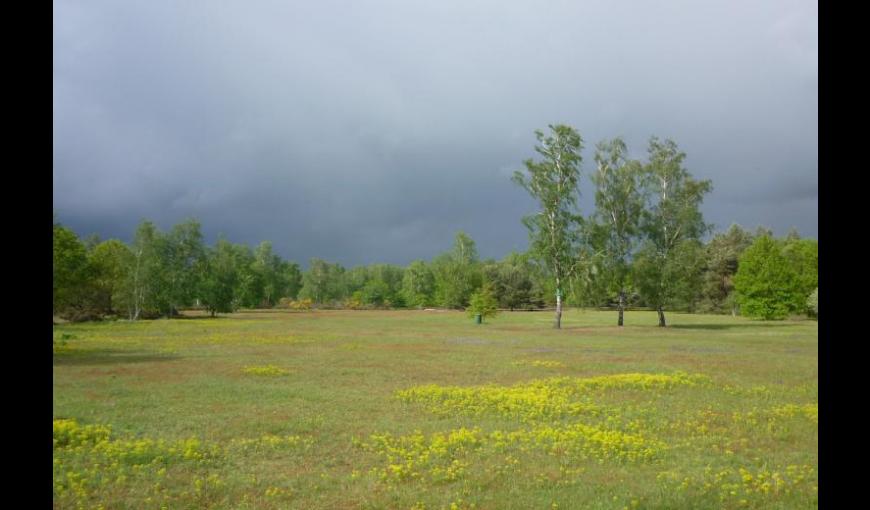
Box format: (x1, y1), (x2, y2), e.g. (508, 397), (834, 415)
(53, 125), (817, 324)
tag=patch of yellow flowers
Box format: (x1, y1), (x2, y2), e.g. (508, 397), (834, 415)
(364, 373), (706, 484)
(658, 463), (817, 505)
(396, 372), (708, 422)
(367, 369), (819, 505)
(770, 403), (818, 425)
(54, 419), (310, 508)
(54, 419), (218, 506)
(242, 365), (290, 376)
(360, 421), (664, 483)
(730, 402), (819, 434)
(397, 381), (598, 422)
(231, 434), (313, 454)
(512, 360), (567, 368)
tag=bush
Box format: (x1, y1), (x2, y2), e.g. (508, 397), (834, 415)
(466, 284), (499, 323)
(345, 294), (365, 310)
(288, 298), (313, 311)
(733, 236), (802, 320)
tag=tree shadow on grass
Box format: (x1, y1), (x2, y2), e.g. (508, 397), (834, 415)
(668, 322), (801, 331)
(53, 349), (181, 366)
(157, 313), (228, 320)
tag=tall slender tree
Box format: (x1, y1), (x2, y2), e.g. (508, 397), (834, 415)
(120, 220), (163, 320)
(634, 137), (712, 327)
(589, 137), (645, 326)
(512, 124), (584, 329)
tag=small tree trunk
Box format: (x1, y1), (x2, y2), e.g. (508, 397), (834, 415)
(554, 293), (562, 329)
(617, 290), (625, 327)
(657, 306), (666, 327)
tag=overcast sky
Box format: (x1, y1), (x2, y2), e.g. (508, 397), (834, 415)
(53, 0), (817, 267)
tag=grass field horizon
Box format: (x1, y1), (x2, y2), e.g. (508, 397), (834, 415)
(53, 309), (818, 509)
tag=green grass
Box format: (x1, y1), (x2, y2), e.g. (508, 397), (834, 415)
(53, 309), (818, 509)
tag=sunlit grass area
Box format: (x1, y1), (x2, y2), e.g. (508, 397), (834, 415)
(53, 309), (817, 509)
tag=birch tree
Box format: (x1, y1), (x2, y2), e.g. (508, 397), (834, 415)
(512, 124), (584, 329)
(589, 137), (645, 326)
(121, 221), (161, 320)
(635, 137), (712, 327)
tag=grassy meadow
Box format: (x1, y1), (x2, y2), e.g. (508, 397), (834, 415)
(53, 309), (818, 509)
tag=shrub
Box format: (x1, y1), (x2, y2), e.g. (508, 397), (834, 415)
(288, 298), (313, 311)
(733, 236), (802, 319)
(345, 294), (365, 310)
(466, 284), (499, 323)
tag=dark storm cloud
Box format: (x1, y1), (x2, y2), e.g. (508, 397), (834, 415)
(54, 0), (817, 266)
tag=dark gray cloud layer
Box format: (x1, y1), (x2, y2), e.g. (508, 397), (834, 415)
(54, 0), (817, 266)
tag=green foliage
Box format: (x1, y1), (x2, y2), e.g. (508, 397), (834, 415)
(466, 283), (499, 322)
(52, 137), (813, 329)
(641, 138), (713, 249)
(482, 253), (536, 310)
(433, 232), (482, 308)
(307, 263), (406, 308)
(806, 288), (818, 318)
(299, 258), (347, 304)
(121, 219), (208, 318)
(345, 266), (370, 296)
(368, 264), (406, 307)
(781, 236), (818, 308)
(199, 239), (239, 316)
(567, 259), (612, 308)
(282, 262), (303, 300)
(360, 279), (391, 307)
(159, 219), (207, 315)
(246, 242), (305, 306)
(665, 239), (707, 312)
(119, 221), (162, 319)
(88, 239), (133, 316)
(229, 243), (259, 308)
(402, 260), (436, 308)
(512, 125), (585, 297)
(253, 241), (283, 307)
(634, 137), (712, 322)
(587, 138), (645, 312)
(53, 223), (96, 318)
(698, 224), (755, 314)
(733, 235), (802, 319)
